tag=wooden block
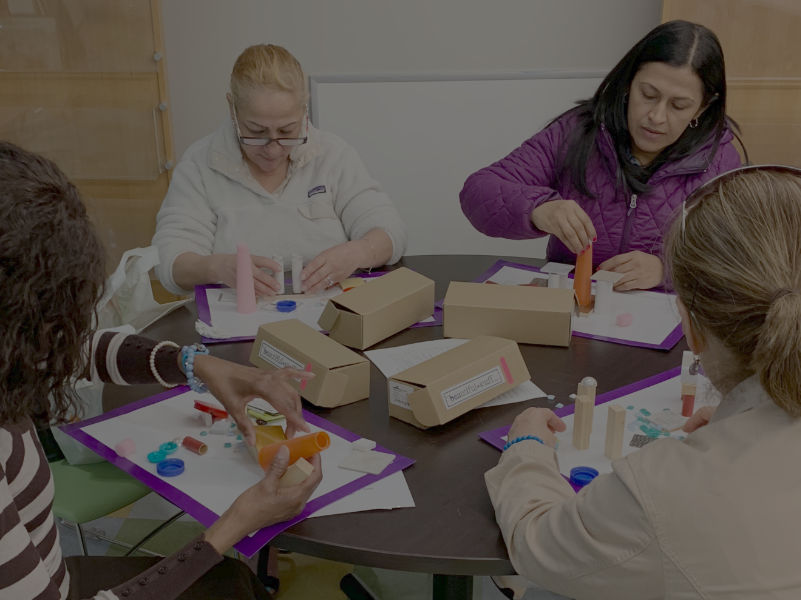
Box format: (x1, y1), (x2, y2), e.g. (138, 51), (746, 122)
(604, 405), (626, 460)
(577, 377), (597, 403)
(572, 395), (594, 450)
(279, 457), (314, 488)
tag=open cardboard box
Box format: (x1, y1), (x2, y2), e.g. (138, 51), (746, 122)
(387, 335), (530, 429)
(318, 267), (434, 349)
(443, 281), (574, 347)
(249, 319), (369, 408)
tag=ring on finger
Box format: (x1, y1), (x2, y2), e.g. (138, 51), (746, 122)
(325, 276), (334, 287)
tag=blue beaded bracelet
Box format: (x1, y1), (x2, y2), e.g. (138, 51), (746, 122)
(181, 343), (210, 393)
(503, 435), (545, 451)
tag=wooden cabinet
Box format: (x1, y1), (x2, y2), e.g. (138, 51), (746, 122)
(0, 0), (174, 270)
(663, 0), (801, 167)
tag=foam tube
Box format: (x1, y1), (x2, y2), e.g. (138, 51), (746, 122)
(236, 243), (257, 314)
(573, 245), (593, 311)
(291, 254), (303, 294)
(258, 431), (330, 471)
(272, 255), (285, 294)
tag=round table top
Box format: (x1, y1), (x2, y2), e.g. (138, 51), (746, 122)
(106, 255), (686, 576)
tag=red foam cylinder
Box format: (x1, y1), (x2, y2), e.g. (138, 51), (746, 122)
(183, 436), (208, 455)
(574, 245), (593, 310)
(257, 431), (330, 471)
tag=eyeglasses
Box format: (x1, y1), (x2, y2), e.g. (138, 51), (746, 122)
(231, 105), (308, 147)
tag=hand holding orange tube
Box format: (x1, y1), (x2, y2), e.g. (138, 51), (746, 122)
(257, 431), (330, 471)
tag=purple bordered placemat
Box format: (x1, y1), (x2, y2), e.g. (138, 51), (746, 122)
(61, 387), (415, 557)
(478, 367), (681, 492)
(468, 259), (683, 351)
(196, 271), (442, 344)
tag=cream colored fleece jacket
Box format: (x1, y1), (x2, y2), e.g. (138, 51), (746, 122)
(153, 121), (406, 295)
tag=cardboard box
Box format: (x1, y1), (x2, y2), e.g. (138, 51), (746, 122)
(249, 319), (369, 408)
(318, 267), (435, 349)
(387, 336), (530, 429)
(443, 281), (574, 347)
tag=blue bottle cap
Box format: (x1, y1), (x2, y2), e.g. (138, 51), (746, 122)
(147, 450), (166, 463)
(159, 441), (179, 455)
(157, 458), (185, 477)
(276, 300), (297, 313)
(569, 466), (599, 488)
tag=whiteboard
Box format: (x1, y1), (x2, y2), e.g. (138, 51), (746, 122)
(312, 73), (605, 257)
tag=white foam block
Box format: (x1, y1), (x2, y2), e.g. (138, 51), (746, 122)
(352, 438), (376, 451)
(292, 254), (303, 294)
(541, 262), (575, 275)
(592, 270), (624, 284)
(594, 280), (614, 314)
(338, 449), (395, 475)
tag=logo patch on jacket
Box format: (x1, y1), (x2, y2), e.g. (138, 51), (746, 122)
(307, 185), (326, 198)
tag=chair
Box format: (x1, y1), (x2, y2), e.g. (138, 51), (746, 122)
(50, 459), (184, 556)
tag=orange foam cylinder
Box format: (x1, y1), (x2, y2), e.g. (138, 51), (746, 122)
(574, 244), (593, 310)
(257, 431), (330, 471)
(182, 436), (208, 455)
(681, 394), (696, 418)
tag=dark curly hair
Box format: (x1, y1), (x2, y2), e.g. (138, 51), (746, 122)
(0, 142), (105, 425)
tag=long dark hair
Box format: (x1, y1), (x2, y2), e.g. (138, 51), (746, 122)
(0, 142), (105, 425)
(559, 20), (736, 197)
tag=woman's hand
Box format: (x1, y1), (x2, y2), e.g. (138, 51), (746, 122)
(507, 408), (566, 448)
(192, 355), (314, 444)
(208, 253), (283, 297)
(598, 251), (663, 291)
(682, 405), (717, 433)
(301, 240), (370, 294)
(204, 446), (322, 554)
(531, 200), (596, 254)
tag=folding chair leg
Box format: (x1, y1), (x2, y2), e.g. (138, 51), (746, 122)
(124, 510), (185, 557)
(75, 523), (88, 556)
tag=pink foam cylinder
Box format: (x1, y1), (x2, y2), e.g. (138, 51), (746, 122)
(616, 312), (633, 327)
(114, 438), (136, 458)
(236, 243), (257, 314)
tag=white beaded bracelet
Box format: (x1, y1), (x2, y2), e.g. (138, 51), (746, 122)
(149, 340), (180, 388)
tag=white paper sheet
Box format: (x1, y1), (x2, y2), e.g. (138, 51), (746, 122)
(80, 390), (411, 516)
(487, 265), (549, 286)
(485, 265), (681, 346)
(364, 339), (547, 407)
(203, 288), (340, 339)
(555, 375), (719, 476)
(540, 262), (575, 275)
(310, 470), (415, 517)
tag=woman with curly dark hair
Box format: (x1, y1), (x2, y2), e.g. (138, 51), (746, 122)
(0, 141), (319, 599)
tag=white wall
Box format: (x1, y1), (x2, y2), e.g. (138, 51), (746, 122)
(160, 0), (662, 256)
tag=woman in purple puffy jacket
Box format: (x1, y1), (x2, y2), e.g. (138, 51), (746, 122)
(460, 20), (743, 290)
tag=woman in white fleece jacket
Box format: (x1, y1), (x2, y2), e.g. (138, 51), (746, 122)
(153, 44), (406, 297)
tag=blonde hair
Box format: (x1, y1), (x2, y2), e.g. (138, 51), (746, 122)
(230, 44), (308, 107)
(665, 167), (801, 416)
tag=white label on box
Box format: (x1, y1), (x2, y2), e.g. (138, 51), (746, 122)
(258, 341), (304, 370)
(441, 367), (504, 409)
(389, 381), (415, 410)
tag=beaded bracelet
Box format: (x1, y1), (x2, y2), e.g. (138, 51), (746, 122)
(181, 343), (210, 393)
(503, 435), (545, 451)
(149, 341), (180, 388)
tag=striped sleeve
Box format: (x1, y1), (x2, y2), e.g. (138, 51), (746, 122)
(0, 425), (65, 600)
(87, 332), (185, 387)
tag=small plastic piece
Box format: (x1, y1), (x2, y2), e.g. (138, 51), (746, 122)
(114, 438), (136, 458)
(147, 450), (166, 463)
(236, 243), (257, 314)
(157, 458), (185, 477)
(276, 300), (297, 313)
(182, 436), (208, 455)
(194, 400), (228, 421)
(569, 466), (599, 488)
(616, 313), (633, 327)
(159, 441), (179, 455)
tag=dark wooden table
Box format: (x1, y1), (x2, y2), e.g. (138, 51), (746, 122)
(105, 255), (686, 599)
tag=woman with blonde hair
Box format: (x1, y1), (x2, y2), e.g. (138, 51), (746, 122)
(153, 44), (406, 296)
(486, 165), (801, 599)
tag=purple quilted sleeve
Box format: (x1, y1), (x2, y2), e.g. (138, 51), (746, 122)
(459, 115), (572, 240)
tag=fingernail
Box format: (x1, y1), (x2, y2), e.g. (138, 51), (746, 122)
(592, 236), (597, 242)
